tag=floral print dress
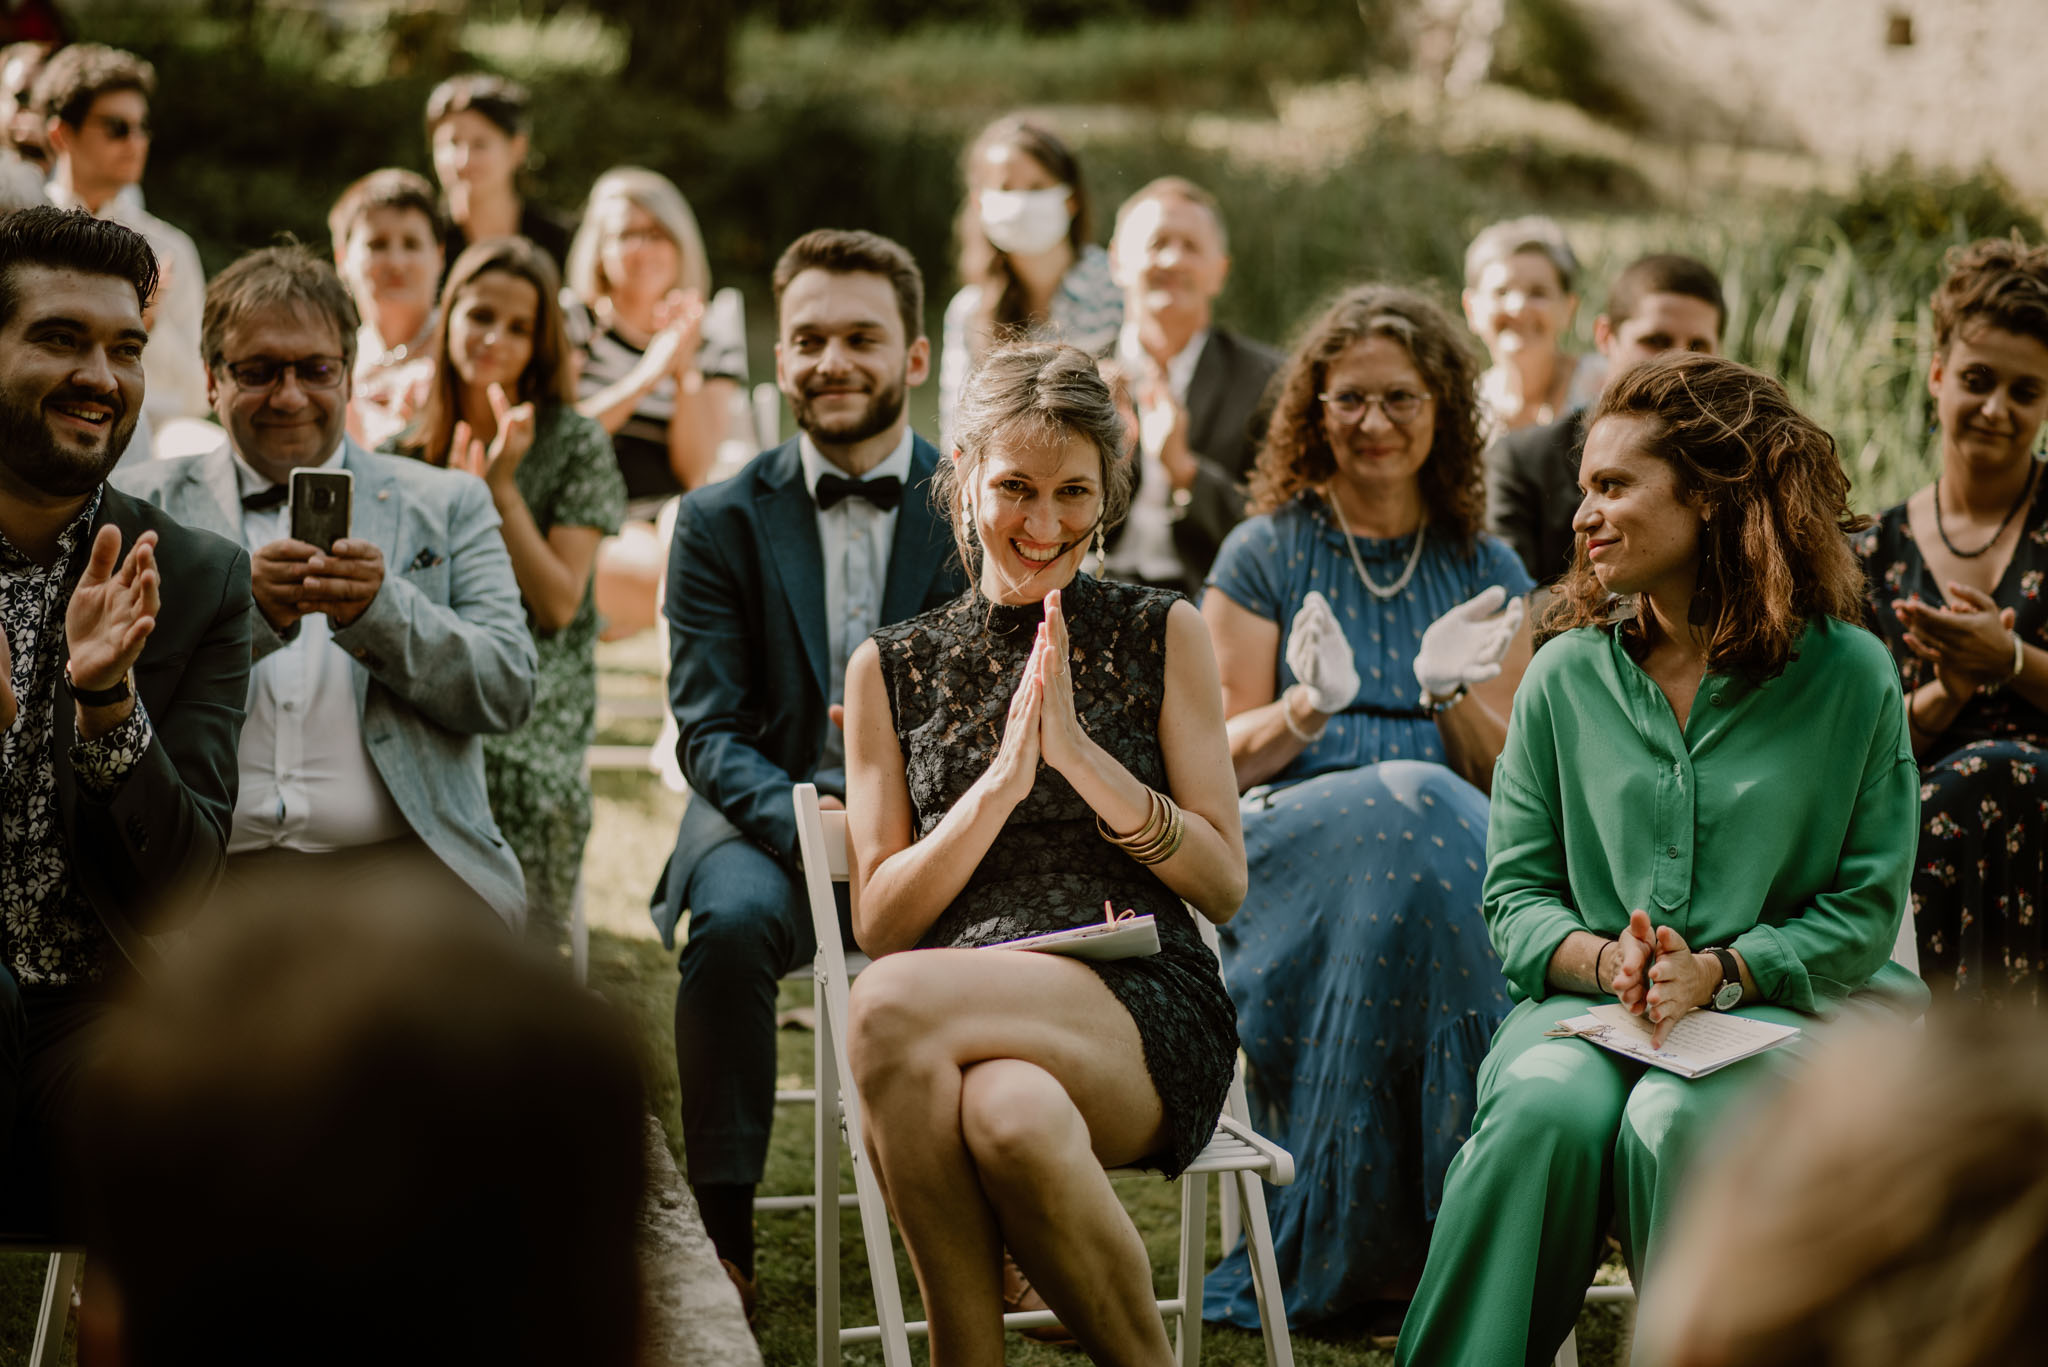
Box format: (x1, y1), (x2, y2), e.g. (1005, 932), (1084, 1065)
(1857, 483), (2048, 1007)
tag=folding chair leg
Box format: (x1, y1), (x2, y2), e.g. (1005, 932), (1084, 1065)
(1175, 1170), (1207, 1367)
(1232, 1170), (1294, 1367)
(814, 1001), (839, 1367)
(1555, 1328), (1581, 1367)
(1219, 1167), (1241, 1256)
(30, 1251), (79, 1367)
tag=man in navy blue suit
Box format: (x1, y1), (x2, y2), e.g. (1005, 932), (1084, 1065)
(653, 229), (962, 1305)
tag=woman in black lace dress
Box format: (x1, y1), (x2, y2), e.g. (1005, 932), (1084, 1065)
(843, 343), (1246, 1365)
(1857, 237), (2048, 1007)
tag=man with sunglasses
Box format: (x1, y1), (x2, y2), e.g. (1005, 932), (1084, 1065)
(119, 247), (536, 930)
(32, 43), (209, 434)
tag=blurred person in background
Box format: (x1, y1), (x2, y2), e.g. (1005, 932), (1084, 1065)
(328, 168), (444, 451)
(0, 207), (251, 1233)
(565, 166), (749, 638)
(426, 73), (572, 280)
(1462, 215), (1603, 438)
(1639, 1013), (2048, 1367)
(34, 42), (210, 433)
(0, 40), (51, 171)
(937, 115), (1120, 449)
(398, 235), (624, 958)
(1485, 252), (1725, 584)
(1101, 176), (1281, 597)
(1201, 284), (1532, 1332)
(1858, 235), (2048, 1008)
(73, 883), (647, 1367)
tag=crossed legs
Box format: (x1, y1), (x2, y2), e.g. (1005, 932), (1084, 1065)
(848, 946), (1175, 1367)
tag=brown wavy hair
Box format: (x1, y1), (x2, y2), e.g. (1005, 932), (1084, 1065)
(1247, 283), (1485, 545)
(1930, 233), (2048, 354)
(1542, 352), (1870, 680)
(955, 117), (1093, 344)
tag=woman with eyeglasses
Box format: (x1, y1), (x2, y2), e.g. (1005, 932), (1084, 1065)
(937, 115), (1121, 450)
(1199, 284), (1534, 1332)
(394, 236), (626, 957)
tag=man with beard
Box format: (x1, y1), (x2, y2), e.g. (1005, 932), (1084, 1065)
(653, 229), (961, 1310)
(0, 206), (251, 1231)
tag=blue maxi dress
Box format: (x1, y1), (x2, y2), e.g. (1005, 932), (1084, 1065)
(1201, 492), (1533, 1329)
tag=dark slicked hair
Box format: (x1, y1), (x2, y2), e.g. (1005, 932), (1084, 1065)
(203, 245), (362, 371)
(30, 42), (153, 129)
(1603, 253), (1726, 335)
(327, 167), (445, 252)
(425, 72), (531, 140)
(0, 204), (158, 330)
(772, 228), (925, 342)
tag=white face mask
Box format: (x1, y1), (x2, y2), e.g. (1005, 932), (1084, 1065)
(979, 186), (1073, 257)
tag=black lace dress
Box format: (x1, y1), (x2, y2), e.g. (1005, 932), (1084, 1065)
(871, 573), (1239, 1176)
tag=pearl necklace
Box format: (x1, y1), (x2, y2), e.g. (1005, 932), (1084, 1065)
(1326, 483), (1425, 600)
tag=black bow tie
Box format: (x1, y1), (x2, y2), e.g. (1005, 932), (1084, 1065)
(242, 484), (288, 512)
(815, 472), (903, 512)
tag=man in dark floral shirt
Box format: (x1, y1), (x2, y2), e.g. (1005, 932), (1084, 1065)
(0, 206), (251, 1230)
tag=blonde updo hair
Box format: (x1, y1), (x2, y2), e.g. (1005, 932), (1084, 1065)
(934, 341), (1134, 580)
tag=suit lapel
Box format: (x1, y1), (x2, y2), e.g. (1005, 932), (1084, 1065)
(756, 440), (831, 701)
(1184, 330), (1230, 456)
(189, 443), (246, 541)
(881, 435), (949, 623)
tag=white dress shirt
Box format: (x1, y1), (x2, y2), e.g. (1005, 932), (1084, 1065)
(1112, 323), (1209, 583)
(799, 426), (914, 775)
(225, 447), (411, 854)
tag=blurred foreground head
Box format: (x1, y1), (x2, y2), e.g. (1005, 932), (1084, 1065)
(1644, 1013), (2048, 1367)
(74, 861), (647, 1367)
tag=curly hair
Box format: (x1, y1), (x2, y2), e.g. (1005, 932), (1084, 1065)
(1246, 283), (1485, 544)
(1542, 353), (1869, 681)
(1931, 233), (2048, 354)
(933, 341), (1134, 584)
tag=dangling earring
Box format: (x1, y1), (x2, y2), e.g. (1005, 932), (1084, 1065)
(1092, 523), (1106, 577)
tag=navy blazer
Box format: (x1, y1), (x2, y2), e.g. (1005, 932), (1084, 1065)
(54, 487), (253, 966)
(651, 434), (963, 947)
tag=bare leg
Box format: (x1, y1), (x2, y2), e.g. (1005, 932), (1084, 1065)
(848, 948), (1174, 1367)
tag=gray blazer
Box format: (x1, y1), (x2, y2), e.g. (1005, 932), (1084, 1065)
(116, 437), (537, 928)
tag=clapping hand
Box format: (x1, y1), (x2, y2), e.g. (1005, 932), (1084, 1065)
(449, 383), (537, 492)
(65, 525), (158, 698)
(1284, 590), (1361, 716)
(980, 615), (1046, 808)
(1037, 589), (1096, 775)
(1415, 585), (1525, 700)
(642, 289), (707, 382)
(1136, 363), (1196, 492)
(1894, 583), (2018, 696)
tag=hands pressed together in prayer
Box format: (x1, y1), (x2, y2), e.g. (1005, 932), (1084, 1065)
(1892, 581), (2021, 700)
(65, 526), (161, 738)
(983, 588), (1099, 807)
(252, 537), (386, 633)
(1604, 909), (1734, 1049)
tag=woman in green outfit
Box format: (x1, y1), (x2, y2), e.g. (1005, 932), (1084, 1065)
(397, 235), (627, 953)
(1397, 353), (1925, 1366)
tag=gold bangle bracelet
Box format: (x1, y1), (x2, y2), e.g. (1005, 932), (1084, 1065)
(1098, 788), (1166, 851)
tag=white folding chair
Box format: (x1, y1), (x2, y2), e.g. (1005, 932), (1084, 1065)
(793, 782), (1296, 1367)
(0, 1244), (80, 1367)
(1552, 908), (1927, 1366)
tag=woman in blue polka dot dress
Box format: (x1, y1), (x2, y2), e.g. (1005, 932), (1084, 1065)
(1201, 285), (1533, 1332)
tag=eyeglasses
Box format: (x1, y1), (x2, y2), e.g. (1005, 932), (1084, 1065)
(1318, 388), (1433, 426)
(92, 115), (150, 142)
(218, 356), (348, 392)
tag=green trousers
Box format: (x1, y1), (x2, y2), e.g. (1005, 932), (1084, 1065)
(1394, 994), (1809, 1367)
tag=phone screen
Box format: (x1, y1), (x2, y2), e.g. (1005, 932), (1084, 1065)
(289, 469), (353, 552)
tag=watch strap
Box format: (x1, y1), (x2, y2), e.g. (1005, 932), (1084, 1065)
(1704, 946), (1742, 1009)
(67, 667), (132, 707)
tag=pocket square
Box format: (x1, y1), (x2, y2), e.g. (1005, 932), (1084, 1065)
(406, 548), (445, 572)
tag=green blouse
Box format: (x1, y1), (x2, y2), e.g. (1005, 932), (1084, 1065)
(1484, 615), (1925, 1016)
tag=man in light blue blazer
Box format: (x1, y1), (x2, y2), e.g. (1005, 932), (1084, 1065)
(118, 246), (534, 928)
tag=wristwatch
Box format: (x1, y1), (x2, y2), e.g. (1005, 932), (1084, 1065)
(1702, 947), (1743, 1011)
(66, 664), (131, 708)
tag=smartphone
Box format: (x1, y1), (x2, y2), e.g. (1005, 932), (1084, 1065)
(289, 468), (353, 552)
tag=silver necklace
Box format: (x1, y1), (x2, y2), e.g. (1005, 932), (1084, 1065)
(1325, 483), (1426, 600)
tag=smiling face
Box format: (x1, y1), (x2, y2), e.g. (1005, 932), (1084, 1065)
(594, 196), (681, 302)
(208, 307), (351, 485)
(1112, 192), (1228, 329)
(0, 264), (146, 498)
(775, 267), (928, 451)
(337, 204), (440, 321)
(430, 109), (525, 200)
(56, 88), (149, 199)
(1930, 323), (2048, 476)
(448, 269), (538, 397)
(1319, 333), (1436, 498)
(1464, 248), (1576, 366)
(1574, 414), (1705, 600)
(966, 425), (1104, 604)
